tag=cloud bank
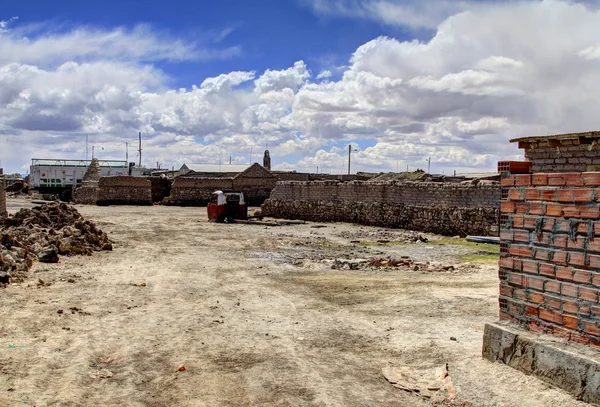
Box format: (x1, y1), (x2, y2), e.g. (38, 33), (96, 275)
(2, 0), (600, 175)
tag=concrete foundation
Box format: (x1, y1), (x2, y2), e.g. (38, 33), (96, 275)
(483, 322), (600, 405)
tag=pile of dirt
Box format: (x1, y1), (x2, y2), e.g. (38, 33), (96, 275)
(0, 202), (112, 285)
(338, 228), (429, 243)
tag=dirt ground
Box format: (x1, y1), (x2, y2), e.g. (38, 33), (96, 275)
(0, 199), (588, 407)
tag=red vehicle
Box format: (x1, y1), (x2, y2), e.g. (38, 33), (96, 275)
(207, 191), (248, 222)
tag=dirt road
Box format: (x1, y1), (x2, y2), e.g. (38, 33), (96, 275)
(0, 201), (586, 406)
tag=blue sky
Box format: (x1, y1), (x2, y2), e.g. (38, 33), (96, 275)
(1, 0), (599, 174)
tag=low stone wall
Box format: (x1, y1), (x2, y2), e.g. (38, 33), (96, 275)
(0, 173), (6, 217)
(97, 177), (152, 206)
(262, 181), (500, 236)
(73, 185), (98, 205)
(166, 177), (234, 206)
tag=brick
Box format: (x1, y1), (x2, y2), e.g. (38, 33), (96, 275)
(556, 189), (574, 203)
(580, 207), (600, 219)
(542, 279), (559, 293)
(509, 189), (523, 201)
(515, 203), (528, 214)
(542, 218), (556, 231)
(563, 206), (580, 218)
(563, 314), (580, 330)
(562, 283), (578, 298)
(539, 308), (563, 325)
(501, 201), (515, 214)
(501, 176), (516, 187)
(513, 288), (527, 301)
(573, 269), (592, 284)
(552, 250), (568, 265)
(584, 321), (600, 337)
(513, 230), (530, 243)
(544, 294), (561, 310)
(570, 333), (590, 345)
(513, 215), (525, 228)
(593, 273), (600, 287)
(499, 257), (514, 269)
(556, 266), (573, 281)
(588, 254), (600, 269)
(562, 300), (579, 314)
(534, 248), (550, 261)
(534, 232), (551, 245)
(540, 189), (557, 201)
(580, 287), (598, 302)
(515, 174), (532, 186)
(522, 260), (539, 274)
(528, 292), (544, 304)
(587, 238), (600, 253)
(564, 173), (585, 186)
(499, 284), (513, 297)
(580, 305), (591, 316)
(525, 276), (544, 291)
(552, 235), (568, 249)
(529, 202), (545, 215)
(553, 220), (570, 233)
(567, 237), (586, 250)
(548, 174), (566, 186)
(529, 320), (546, 333)
(500, 230), (513, 241)
(591, 306), (600, 318)
(508, 272), (524, 287)
(582, 172), (600, 186)
(523, 217), (537, 230)
(569, 251), (587, 267)
(539, 263), (555, 277)
(573, 189), (595, 203)
(524, 305), (539, 317)
(524, 188), (540, 201)
(545, 203), (563, 217)
(509, 245), (532, 258)
(532, 174), (548, 186)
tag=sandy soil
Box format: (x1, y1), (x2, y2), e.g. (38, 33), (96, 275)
(0, 199), (587, 407)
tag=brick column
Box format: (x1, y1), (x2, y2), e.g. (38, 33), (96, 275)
(499, 171), (600, 346)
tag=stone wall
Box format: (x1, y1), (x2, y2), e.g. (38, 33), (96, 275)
(149, 177), (171, 203)
(166, 177), (234, 206)
(262, 181), (500, 236)
(0, 170), (6, 217)
(499, 171), (600, 345)
(73, 158), (101, 205)
(97, 176), (152, 206)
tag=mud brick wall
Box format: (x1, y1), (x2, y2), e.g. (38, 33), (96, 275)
(97, 177), (152, 206)
(262, 181), (500, 236)
(0, 171), (6, 217)
(166, 177), (234, 206)
(73, 185), (99, 205)
(499, 172), (600, 345)
(233, 169), (277, 206)
(520, 139), (600, 173)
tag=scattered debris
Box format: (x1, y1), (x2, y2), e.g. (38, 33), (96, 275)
(382, 363), (458, 402)
(339, 228), (429, 243)
(89, 369), (113, 379)
(177, 364), (186, 372)
(0, 202), (112, 284)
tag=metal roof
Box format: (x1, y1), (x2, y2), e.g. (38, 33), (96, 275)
(510, 131), (600, 143)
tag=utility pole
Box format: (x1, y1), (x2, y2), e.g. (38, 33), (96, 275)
(427, 157), (431, 174)
(250, 147), (253, 165)
(138, 132), (142, 167)
(348, 145), (351, 175)
(125, 142), (129, 163)
(86, 135), (89, 161)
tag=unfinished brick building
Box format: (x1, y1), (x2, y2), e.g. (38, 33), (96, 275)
(486, 132), (600, 403)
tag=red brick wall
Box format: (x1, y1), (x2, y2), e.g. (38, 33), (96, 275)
(499, 171), (600, 345)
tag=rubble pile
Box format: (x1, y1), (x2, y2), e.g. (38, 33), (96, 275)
(338, 229), (429, 243)
(367, 257), (475, 273)
(0, 202), (112, 285)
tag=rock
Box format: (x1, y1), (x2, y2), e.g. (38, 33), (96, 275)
(38, 246), (59, 263)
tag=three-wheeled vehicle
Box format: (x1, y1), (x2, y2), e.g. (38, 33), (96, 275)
(207, 191), (248, 222)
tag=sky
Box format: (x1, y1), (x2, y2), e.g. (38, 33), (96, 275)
(1, 0), (600, 175)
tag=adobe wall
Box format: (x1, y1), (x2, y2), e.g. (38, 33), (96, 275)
(499, 171), (600, 345)
(0, 170), (6, 217)
(166, 177), (234, 206)
(262, 181), (500, 236)
(97, 176), (152, 206)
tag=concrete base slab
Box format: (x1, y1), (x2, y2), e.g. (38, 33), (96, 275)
(483, 322), (600, 405)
